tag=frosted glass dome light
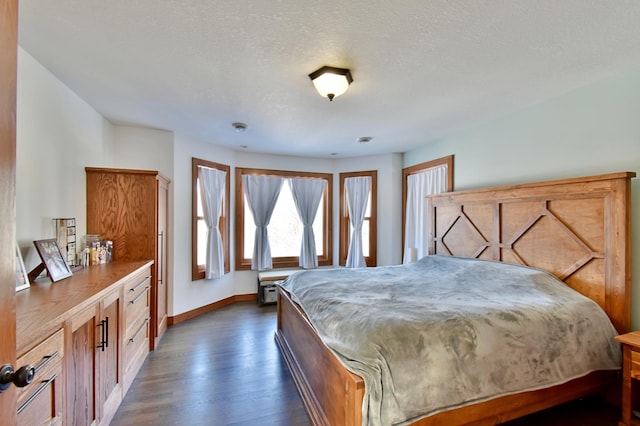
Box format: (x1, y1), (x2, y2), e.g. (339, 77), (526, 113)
(308, 66), (353, 101)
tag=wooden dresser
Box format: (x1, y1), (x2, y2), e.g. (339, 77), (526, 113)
(16, 261), (153, 426)
(86, 167), (170, 351)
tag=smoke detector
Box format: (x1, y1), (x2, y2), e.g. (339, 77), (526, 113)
(232, 122), (247, 132)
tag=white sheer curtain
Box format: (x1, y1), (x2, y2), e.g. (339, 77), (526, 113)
(198, 166), (226, 279)
(403, 164), (448, 264)
(289, 178), (326, 269)
(242, 174), (284, 270)
(345, 176), (371, 268)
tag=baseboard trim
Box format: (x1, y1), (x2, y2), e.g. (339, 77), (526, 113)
(168, 293), (257, 325)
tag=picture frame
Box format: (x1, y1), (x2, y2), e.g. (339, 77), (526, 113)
(15, 243), (30, 291)
(33, 238), (73, 282)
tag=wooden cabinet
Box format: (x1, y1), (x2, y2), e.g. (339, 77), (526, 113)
(616, 331), (640, 426)
(86, 167), (170, 351)
(66, 288), (122, 426)
(17, 261), (153, 426)
(16, 329), (64, 426)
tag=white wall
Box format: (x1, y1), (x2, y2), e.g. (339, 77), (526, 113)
(171, 133), (238, 316)
(236, 151), (334, 172)
(16, 47), (115, 269)
(334, 153), (403, 266)
(403, 67), (640, 327)
(112, 125), (174, 177)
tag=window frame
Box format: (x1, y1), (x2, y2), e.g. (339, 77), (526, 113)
(192, 157), (231, 281)
(234, 167), (333, 270)
(401, 155), (454, 260)
(339, 170), (377, 267)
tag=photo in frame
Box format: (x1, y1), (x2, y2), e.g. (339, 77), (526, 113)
(15, 243), (29, 291)
(33, 238), (73, 282)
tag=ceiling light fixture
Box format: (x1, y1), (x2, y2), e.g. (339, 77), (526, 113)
(232, 122), (247, 132)
(357, 136), (372, 144)
(308, 66), (353, 101)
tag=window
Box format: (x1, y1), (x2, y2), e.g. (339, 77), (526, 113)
(402, 155), (453, 261)
(235, 167), (333, 270)
(192, 158), (230, 280)
(339, 170), (377, 266)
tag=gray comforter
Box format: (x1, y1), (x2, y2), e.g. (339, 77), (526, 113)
(280, 255), (621, 426)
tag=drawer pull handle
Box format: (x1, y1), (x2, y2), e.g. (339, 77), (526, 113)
(130, 286), (150, 305)
(130, 317), (151, 344)
(129, 276), (151, 293)
(17, 374), (57, 415)
(97, 317), (109, 351)
(34, 351), (59, 374)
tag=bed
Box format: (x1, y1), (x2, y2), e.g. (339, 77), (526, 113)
(275, 171), (635, 426)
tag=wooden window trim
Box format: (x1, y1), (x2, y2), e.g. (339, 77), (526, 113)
(401, 155), (454, 260)
(339, 170), (377, 267)
(234, 167), (333, 270)
(192, 158), (231, 280)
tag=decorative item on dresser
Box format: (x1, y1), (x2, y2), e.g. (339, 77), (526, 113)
(53, 217), (77, 267)
(85, 167), (170, 351)
(31, 238), (73, 283)
(15, 243), (29, 291)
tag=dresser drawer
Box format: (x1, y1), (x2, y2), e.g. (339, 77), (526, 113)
(124, 269), (152, 303)
(16, 329), (64, 426)
(126, 281), (150, 330)
(123, 308), (150, 392)
(126, 308), (150, 358)
(124, 268), (151, 338)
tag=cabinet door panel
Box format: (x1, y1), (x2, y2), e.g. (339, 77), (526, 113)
(100, 297), (119, 403)
(68, 307), (98, 426)
(99, 292), (122, 425)
(86, 170), (156, 262)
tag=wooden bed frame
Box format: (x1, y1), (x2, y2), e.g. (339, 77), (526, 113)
(275, 172), (635, 425)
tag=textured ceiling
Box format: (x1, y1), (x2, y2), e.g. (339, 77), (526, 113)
(17, 0), (640, 158)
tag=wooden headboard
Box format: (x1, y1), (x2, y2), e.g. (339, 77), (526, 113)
(428, 172), (635, 333)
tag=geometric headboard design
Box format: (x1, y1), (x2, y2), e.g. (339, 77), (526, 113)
(428, 172), (635, 333)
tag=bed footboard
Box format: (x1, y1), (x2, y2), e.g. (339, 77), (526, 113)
(275, 288), (365, 426)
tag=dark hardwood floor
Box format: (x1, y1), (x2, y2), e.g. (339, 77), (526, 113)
(112, 302), (621, 426)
